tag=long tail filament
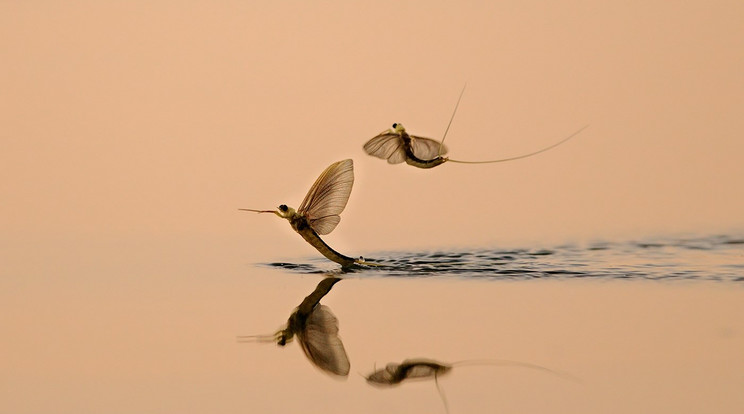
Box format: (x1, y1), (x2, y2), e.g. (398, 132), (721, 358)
(447, 124), (589, 164)
(439, 84), (467, 156)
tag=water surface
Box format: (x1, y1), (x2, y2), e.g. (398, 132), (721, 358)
(2, 233), (743, 414)
(267, 234), (744, 282)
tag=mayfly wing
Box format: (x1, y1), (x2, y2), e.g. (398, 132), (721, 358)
(366, 359), (452, 386)
(363, 132), (407, 164)
(297, 159), (354, 235)
(307, 215), (340, 236)
(298, 305), (350, 376)
(410, 135), (448, 159)
(366, 363), (401, 385)
(396, 359), (452, 381)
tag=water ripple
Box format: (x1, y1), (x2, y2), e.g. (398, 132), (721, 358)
(261, 234), (744, 283)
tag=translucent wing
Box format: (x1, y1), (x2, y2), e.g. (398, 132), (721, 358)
(410, 135), (448, 159)
(400, 363), (445, 380)
(366, 359), (452, 386)
(309, 216), (340, 236)
(298, 305), (350, 376)
(298, 159), (354, 235)
(365, 363), (401, 385)
(363, 132), (407, 164)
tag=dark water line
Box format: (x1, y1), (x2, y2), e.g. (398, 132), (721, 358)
(260, 234), (744, 283)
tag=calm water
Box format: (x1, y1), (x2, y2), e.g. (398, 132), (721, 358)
(3, 232), (743, 414)
(265, 234), (744, 282)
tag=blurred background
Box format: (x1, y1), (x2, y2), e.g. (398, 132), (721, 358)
(1, 2), (743, 414)
(2, 1), (743, 257)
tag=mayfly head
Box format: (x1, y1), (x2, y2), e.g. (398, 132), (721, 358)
(275, 328), (294, 346)
(276, 204), (297, 219)
(391, 123), (406, 134)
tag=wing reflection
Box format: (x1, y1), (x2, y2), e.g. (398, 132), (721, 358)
(366, 357), (577, 413)
(365, 358), (453, 386)
(366, 358), (453, 412)
(238, 276), (350, 377)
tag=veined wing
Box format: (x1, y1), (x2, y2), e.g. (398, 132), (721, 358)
(410, 135), (448, 159)
(298, 159), (354, 235)
(298, 305), (350, 376)
(399, 360), (451, 381)
(366, 359), (452, 385)
(366, 363), (400, 385)
(363, 132), (407, 164)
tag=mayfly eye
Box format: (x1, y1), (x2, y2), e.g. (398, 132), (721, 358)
(279, 205), (288, 212)
(392, 123), (397, 128)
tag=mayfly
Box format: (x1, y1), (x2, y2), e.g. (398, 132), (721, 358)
(240, 159), (365, 268)
(365, 357), (578, 413)
(237, 276), (350, 377)
(364, 87), (588, 169)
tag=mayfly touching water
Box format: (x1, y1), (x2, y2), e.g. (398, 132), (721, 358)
(237, 277), (350, 377)
(240, 159), (367, 268)
(364, 87), (589, 169)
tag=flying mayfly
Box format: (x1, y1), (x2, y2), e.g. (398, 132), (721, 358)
(365, 357), (578, 413)
(240, 159), (365, 268)
(237, 276), (350, 377)
(364, 87), (588, 169)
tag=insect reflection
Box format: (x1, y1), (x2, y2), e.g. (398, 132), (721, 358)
(237, 276), (350, 377)
(366, 357), (577, 413)
(364, 88), (588, 169)
(240, 159), (365, 268)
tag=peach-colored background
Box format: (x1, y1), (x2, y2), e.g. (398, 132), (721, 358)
(2, 2), (743, 414)
(2, 1), (743, 252)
